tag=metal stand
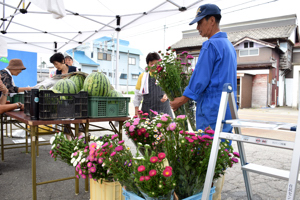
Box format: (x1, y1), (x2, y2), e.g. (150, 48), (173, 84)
(201, 83), (300, 200)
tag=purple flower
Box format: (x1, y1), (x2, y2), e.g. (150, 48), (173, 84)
(102, 142), (109, 148)
(90, 167), (96, 173)
(232, 158), (239, 163)
(110, 152), (116, 157)
(118, 140), (124, 144)
(181, 51), (188, 55)
(186, 55), (194, 59)
(111, 134), (119, 140)
(181, 63), (186, 65)
(150, 109), (158, 115)
(233, 152), (240, 157)
(115, 145), (123, 152)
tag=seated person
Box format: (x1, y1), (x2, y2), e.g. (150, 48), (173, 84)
(50, 53), (77, 75)
(0, 75), (24, 113)
(0, 59), (32, 93)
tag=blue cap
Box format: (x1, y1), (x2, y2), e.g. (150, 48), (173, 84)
(189, 4), (221, 25)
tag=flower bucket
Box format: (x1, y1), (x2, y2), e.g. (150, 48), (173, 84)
(90, 179), (125, 200)
(181, 187), (215, 200)
(140, 189), (174, 200)
(122, 188), (144, 200)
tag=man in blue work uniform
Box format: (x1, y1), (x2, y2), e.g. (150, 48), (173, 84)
(170, 4), (237, 199)
(170, 4), (237, 133)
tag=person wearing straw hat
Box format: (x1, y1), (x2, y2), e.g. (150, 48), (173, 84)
(0, 59), (33, 93)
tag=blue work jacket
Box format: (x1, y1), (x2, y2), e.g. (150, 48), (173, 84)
(183, 32), (237, 132)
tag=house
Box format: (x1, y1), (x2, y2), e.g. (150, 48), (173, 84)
(172, 14), (300, 108)
(65, 36), (144, 93)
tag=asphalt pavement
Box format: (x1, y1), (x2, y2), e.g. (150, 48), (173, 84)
(1, 106), (300, 200)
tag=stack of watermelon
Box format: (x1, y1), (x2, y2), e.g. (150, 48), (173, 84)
(82, 71), (123, 98)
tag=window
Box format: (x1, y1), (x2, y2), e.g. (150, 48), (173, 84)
(243, 42), (254, 49)
(103, 72), (107, 75)
(239, 48), (259, 57)
(98, 52), (112, 61)
(91, 52), (93, 58)
(128, 57), (136, 65)
(120, 73), (127, 79)
(132, 74), (139, 79)
(109, 72), (112, 77)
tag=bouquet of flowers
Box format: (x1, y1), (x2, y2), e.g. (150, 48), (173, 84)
(71, 134), (114, 182)
(150, 113), (240, 199)
(123, 110), (164, 155)
(146, 47), (196, 131)
(133, 143), (176, 199)
(99, 134), (142, 196)
(49, 132), (87, 166)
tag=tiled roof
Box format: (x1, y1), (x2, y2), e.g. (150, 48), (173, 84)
(172, 25), (296, 49)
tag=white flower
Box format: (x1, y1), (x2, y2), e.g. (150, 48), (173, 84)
(50, 137), (55, 144)
(79, 151), (83, 156)
(81, 158), (86, 163)
(71, 153), (74, 158)
(90, 135), (95, 140)
(76, 157), (81, 162)
(71, 158), (75, 164)
(54, 133), (57, 137)
(74, 146), (78, 151)
(58, 132), (62, 136)
(96, 141), (103, 146)
(51, 144), (56, 149)
(73, 161), (78, 167)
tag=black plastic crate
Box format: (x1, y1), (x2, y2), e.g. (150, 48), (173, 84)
(38, 90), (88, 120)
(24, 91), (31, 116)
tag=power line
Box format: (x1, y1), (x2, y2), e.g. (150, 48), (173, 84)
(124, 0), (278, 38)
(97, 0), (116, 15)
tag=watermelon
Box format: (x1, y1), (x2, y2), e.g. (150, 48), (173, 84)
(107, 90), (123, 97)
(83, 72), (111, 96)
(53, 79), (78, 94)
(69, 74), (86, 91)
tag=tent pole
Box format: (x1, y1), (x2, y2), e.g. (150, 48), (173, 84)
(2, 0), (5, 32)
(115, 30), (119, 90)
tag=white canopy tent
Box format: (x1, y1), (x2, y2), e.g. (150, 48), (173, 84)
(0, 0), (210, 88)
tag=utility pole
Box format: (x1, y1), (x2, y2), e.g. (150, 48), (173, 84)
(127, 50), (129, 94)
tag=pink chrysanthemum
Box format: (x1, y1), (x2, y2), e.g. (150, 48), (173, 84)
(158, 153), (166, 160)
(168, 123), (176, 131)
(138, 165), (146, 172)
(150, 156), (158, 163)
(149, 169), (157, 177)
(163, 169), (172, 177)
(129, 125), (136, 132)
(115, 145), (123, 152)
(139, 176), (145, 181)
(110, 152), (116, 157)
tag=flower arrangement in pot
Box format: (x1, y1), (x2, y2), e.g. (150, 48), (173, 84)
(148, 113), (240, 199)
(133, 143), (176, 200)
(123, 110), (164, 156)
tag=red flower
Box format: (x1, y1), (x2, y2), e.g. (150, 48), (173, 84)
(139, 176), (145, 181)
(163, 169), (172, 177)
(158, 152), (166, 160)
(138, 165), (146, 172)
(149, 169), (157, 176)
(145, 176), (151, 181)
(150, 156), (158, 163)
(140, 128), (146, 133)
(156, 66), (163, 73)
(165, 166), (172, 171)
(168, 46), (171, 50)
